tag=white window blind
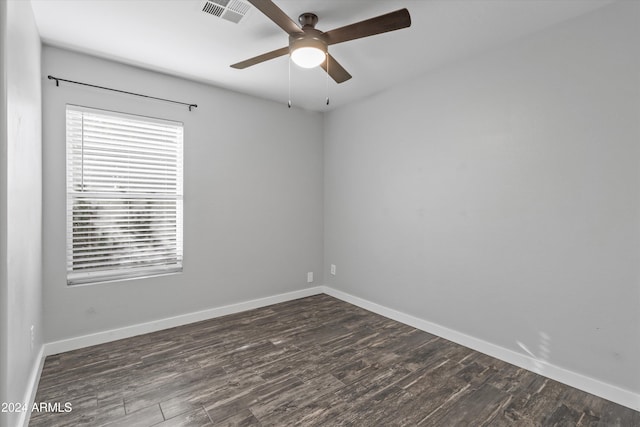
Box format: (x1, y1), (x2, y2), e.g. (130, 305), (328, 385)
(66, 105), (183, 285)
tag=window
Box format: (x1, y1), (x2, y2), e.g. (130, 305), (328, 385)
(66, 105), (183, 285)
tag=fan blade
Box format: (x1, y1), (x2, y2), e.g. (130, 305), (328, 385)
(247, 0), (302, 35)
(231, 46), (289, 69)
(320, 54), (352, 84)
(325, 8), (411, 45)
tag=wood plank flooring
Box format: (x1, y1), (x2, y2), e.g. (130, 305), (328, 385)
(30, 294), (639, 426)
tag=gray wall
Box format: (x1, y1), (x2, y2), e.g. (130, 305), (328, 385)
(1, 1), (43, 427)
(324, 1), (640, 394)
(42, 47), (324, 342)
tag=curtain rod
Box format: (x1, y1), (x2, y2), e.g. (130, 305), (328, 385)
(47, 75), (198, 111)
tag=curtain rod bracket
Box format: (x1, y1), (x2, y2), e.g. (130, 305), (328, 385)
(47, 75), (197, 111)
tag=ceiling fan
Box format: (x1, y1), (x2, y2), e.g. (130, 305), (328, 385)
(231, 0), (411, 83)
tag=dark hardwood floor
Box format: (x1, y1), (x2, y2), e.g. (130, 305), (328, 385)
(30, 294), (639, 426)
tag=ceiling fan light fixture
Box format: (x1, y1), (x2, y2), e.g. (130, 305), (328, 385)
(291, 47), (325, 68)
(289, 35), (327, 68)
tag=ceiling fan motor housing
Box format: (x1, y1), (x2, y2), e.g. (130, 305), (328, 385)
(289, 28), (327, 56)
(289, 13), (328, 57)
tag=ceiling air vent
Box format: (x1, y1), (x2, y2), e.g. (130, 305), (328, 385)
(201, 0), (251, 24)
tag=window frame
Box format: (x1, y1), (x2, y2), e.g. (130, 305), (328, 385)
(65, 105), (184, 286)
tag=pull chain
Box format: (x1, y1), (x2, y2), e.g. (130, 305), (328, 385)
(288, 57), (292, 108)
(325, 53), (330, 106)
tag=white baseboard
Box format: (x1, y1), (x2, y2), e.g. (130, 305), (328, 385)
(44, 286), (324, 356)
(18, 345), (46, 427)
(321, 285), (640, 412)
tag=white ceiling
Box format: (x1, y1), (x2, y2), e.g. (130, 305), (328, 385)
(31, 0), (614, 112)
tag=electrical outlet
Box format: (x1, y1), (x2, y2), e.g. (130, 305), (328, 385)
(330, 264), (336, 275)
(307, 272), (313, 283)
